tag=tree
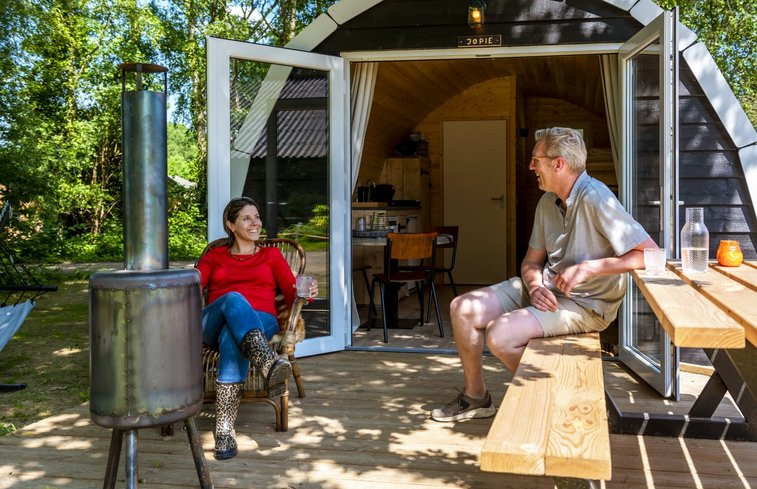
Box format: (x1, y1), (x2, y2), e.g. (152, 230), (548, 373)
(0, 0), (164, 258)
(0, 0), (337, 260)
(658, 0), (756, 123)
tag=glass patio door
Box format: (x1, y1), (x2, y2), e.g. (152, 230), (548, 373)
(618, 11), (679, 396)
(207, 37), (350, 357)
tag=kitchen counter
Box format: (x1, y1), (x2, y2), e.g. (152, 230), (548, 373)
(352, 202), (422, 210)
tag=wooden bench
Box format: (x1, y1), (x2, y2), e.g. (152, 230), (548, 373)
(480, 332), (611, 488)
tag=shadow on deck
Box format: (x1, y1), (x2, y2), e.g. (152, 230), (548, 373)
(0, 351), (755, 488)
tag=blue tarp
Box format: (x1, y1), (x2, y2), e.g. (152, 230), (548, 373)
(0, 300), (34, 352)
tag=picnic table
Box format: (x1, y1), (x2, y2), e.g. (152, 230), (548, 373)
(480, 260), (756, 488)
(610, 260), (757, 440)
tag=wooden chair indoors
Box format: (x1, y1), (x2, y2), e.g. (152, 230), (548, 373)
(201, 237), (307, 432)
(427, 225), (459, 297)
(353, 263), (376, 316)
(367, 232), (444, 343)
(399, 225), (459, 322)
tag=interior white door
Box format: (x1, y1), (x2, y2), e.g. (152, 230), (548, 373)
(443, 120), (507, 284)
(618, 10), (679, 397)
(206, 37), (350, 358)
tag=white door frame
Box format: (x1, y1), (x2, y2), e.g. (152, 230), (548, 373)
(618, 11), (679, 397)
(206, 37), (350, 357)
(207, 38), (677, 359)
(342, 42), (625, 341)
(340, 43), (624, 62)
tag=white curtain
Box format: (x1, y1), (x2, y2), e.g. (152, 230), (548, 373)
(349, 62), (378, 332)
(350, 62), (378, 190)
(600, 54), (622, 186)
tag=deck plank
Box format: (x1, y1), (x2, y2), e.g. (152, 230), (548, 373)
(1, 351), (755, 489)
(545, 333), (611, 480)
(480, 335), (563, 475)
(632, 268), (745, 348)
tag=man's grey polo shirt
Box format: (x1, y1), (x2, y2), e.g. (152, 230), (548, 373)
(529, 171), (650, 322)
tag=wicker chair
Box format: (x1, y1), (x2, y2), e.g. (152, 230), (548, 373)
(201, 237), (307, 432)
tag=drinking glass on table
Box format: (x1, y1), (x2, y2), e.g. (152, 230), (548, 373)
(643, 248), (666, 275)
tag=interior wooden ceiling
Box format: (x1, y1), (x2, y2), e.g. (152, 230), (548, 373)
(359, 54), (607, 180)
(370, 54), (605, 129)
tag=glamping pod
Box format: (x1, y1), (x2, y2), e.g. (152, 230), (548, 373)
(205, 0), (756, 390)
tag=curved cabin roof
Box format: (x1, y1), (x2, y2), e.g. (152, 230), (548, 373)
(286, 0), (756, 212)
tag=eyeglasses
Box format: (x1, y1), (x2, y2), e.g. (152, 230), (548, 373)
(530, 155), (555, 166)
(534, 127), (570, 141)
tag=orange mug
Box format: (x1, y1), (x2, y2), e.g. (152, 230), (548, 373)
(716, 240), (743, 267)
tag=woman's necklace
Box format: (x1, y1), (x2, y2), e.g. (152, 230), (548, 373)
(229, 244), (259, 261)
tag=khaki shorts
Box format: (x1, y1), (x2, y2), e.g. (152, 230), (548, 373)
(488, 277), (608, 337)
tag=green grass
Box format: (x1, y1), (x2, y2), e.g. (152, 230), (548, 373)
(0, 271), (90, 435)
(0, 257), (329, 435)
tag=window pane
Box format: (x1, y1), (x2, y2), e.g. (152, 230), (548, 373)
(230, 59), (330, 340)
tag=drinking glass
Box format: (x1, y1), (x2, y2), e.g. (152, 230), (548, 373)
(643, 248), (666, 275)
(296, 275), (315, 298)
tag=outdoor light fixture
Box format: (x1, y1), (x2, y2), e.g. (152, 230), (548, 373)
(468, 0), (485, 29)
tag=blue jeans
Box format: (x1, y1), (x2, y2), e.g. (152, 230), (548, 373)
(202, 292), (279, 383)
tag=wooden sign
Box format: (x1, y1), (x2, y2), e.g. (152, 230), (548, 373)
(458, 34), (502, 48)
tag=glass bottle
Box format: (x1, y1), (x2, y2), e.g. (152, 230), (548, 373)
(681, 207), (709, 273)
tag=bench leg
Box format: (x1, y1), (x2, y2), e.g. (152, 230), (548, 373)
(553, 477), (599, 489)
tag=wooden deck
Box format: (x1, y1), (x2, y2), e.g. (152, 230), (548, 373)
(1, 351), (754, 489)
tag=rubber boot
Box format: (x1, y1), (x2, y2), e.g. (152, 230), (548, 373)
(214, 381), (243, 460)
(240, 328), (292, 397)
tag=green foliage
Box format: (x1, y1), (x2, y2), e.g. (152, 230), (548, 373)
(0, 423), (17, 436)
(658, 0), (756, 123)
(281, 203), (329, 250)
(167, 182), (207, 260)
(1, 0), (751, 265)
(167, 122), (199, 181)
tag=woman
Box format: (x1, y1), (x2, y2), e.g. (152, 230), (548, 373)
(197, 196), (316, 460)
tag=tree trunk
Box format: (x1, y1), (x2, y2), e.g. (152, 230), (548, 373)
(278, 0), (298, 45)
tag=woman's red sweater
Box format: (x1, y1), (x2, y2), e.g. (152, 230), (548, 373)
(197, 245), (296, 316)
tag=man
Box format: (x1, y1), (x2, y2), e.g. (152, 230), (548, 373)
(431, 127), (657, 422)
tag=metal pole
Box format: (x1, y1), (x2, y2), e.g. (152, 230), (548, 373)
(102, 429), (123, 489)
(185, 417), (214, 489)
(125, 430), (138, 489)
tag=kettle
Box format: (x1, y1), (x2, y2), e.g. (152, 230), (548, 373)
(355, 217), (367, 232)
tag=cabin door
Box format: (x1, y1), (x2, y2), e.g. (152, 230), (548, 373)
(443, 120), (508, 284)
(618, 11), (680, 397)
(206, 38), (350, 358)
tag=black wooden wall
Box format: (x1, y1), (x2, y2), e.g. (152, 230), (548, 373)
(315, 0), (639, 54)
(677, 60), (756, 258)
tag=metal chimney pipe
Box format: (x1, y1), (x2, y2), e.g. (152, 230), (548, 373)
(88, 63), (211, 489)
(121, 63), (168, 270)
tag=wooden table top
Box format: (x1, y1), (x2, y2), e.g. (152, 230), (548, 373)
(630, 260), (757, 349)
